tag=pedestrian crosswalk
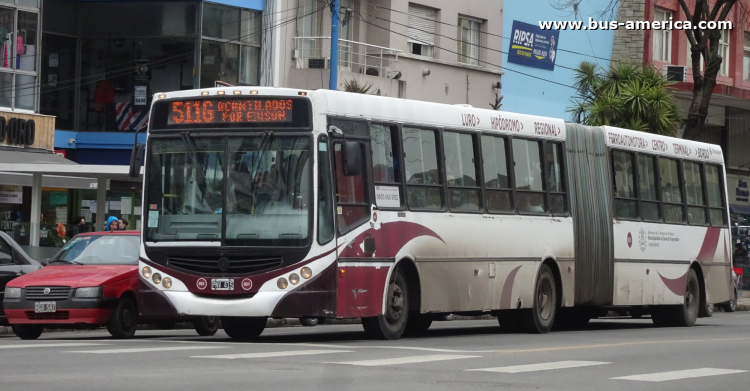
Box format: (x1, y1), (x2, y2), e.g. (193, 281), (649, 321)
(6, 340), (745, 384)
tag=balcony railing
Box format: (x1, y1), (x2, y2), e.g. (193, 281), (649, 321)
(293, 36), (401, 79)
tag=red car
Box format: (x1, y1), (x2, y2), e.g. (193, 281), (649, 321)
(2, 231), (219, 339)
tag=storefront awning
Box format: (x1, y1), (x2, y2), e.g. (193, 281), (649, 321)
(730, 204), (750, 215)
(0, 148), (76, 165)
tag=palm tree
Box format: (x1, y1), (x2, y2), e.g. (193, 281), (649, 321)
(568, 62), (681, 136)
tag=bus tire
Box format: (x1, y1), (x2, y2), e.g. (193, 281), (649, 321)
(12, 324), (43, 340)
(362, 270), (409, 340)
(518, 264), (557, 334)
(107, 297), (138, 339)
(673, 269), (700, 327)
(404, 313), (432, 337)
(194, 316), (220, 336)
(221, 317), (267, 340)
(723, 290), (738, 313)
(299, 317), (319, 327)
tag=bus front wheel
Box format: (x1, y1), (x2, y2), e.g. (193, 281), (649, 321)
(221, 317), (267, 340)
(362, 270), (409, 340)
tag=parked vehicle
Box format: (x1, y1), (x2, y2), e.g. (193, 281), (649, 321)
(0, 232), (45, 326)
(2, 231), (219, 339)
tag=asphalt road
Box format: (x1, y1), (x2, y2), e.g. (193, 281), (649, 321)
(1, 313), (749, 391)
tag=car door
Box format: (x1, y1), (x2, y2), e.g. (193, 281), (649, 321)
(0, 236), (24, 324)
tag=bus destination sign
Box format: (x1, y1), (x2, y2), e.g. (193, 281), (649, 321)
(168, 99), (294, 125)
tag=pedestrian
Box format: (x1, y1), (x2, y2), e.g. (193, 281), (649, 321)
(735, 242), (747, 258)
(119, 219), (129, 230)
(71, 216), (88, 237)
(105, 216), (120, 232)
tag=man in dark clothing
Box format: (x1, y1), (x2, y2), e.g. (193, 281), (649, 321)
(71, 216), (88, 238)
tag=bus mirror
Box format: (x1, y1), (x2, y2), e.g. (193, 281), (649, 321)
(343, 141), (362, 176)
(129, 143), (145, 178)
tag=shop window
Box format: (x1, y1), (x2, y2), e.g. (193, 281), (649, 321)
(0, 5), (39, 111)
(638, 154), (662, 222)
(403, 127), (444, 210)
(200, 41), (239, 87)
(513, 138), (545, 213)
(202, 3), (241, 41)
(705, 164), (727, 226)
(444, 131), (480, 212)
(481, 135), (512, 213)
(201, 6), (261, 87)
(660, 157), (685, 224)
(612, 150), (637, 219)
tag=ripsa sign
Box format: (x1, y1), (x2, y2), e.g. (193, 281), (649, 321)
(512, 29), (534, 48)
(0, 117), (36, 146)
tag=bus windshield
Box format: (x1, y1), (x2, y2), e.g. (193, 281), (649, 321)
(144, 135), (312, 246)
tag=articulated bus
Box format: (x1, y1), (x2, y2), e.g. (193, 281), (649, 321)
(133, 87), (733, 340)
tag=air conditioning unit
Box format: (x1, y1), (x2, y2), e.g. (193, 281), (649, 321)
(308, 57), (330, 69)
(663, 65), (687, 82)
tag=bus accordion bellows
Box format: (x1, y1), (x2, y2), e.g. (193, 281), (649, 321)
(134, 87), (733, 340)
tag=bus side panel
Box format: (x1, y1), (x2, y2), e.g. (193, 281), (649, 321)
(335, 262), (390, 318)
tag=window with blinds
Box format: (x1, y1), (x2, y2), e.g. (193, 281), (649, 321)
(458, 16), (481, 66)
(408, 4), (436, 57)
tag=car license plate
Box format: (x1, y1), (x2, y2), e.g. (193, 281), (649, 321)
(211, 279), (234, 291)
(34, 302), (56, 313)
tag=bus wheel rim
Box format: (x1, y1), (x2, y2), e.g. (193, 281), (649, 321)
(385, 284), (405, 325)
(538, 277), (553, 321)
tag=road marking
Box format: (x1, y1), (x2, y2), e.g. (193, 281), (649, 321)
(466, 360), (611, 373)
(192, 349), (353, 359)
(66, 346), (231, 354)
(0, 343), (108, 350)
(488, 337), (750, 354)
(612, 368), (748, 382)
(327, 354), (480, 366)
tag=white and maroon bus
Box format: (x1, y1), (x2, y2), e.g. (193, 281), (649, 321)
(133, 87), (733, 340)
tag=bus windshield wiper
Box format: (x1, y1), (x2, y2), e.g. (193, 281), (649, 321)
(180, 132), (216, 210)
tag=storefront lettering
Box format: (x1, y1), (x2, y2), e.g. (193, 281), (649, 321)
(737, 180), (749, 202)
(0, 117), (36, 146)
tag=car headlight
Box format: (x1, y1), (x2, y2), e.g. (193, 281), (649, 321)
(4, 287), (21, 299)
(75, 287), (103, 298)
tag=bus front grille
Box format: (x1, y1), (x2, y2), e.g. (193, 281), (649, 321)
(167, 256), (283, 275)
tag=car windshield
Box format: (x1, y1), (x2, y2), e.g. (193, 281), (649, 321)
(55, 235), (140, 265)
(144, 135), (312, 246)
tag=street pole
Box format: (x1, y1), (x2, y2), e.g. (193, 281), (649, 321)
(329, 0), (340, 90)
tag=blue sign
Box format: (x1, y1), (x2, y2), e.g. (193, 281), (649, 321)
(507, 20), (559, 71)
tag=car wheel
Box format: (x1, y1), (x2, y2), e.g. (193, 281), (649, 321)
(221, 317), (266, 340)
(12, 324), (43, 340)
(107, 297), (138, 339)
(724, 290), (738, 313)
(194, 316), (220, 336)
(299, 317), (319, 327)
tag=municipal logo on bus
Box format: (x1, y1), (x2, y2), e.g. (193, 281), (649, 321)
(241, 278), (253, 290)
(639, 228), (647, 252)
(196, 278), (208, 290)
(627, 232), (632, 248)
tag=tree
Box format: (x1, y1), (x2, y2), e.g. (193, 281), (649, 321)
(569, 61), (681, 135)
(552, 0), (747, 139)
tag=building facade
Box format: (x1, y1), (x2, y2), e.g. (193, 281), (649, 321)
(610, 0), (750, 233)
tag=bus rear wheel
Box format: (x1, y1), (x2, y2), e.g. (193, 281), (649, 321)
(194, 316), (220, 336)
(221, 317), (267, 340)
(651, 269), (700, 327)
(362, 270), (409, 340)
(517, 264), (557, 334)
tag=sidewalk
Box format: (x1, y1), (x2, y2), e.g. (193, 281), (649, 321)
(738, 297), (750, 311)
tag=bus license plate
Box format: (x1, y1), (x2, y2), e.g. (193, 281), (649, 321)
(211, 279), (234, 291)
(34, 302), (56, 313)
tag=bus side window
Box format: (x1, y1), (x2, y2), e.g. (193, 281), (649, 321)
(612, 150), (637, 219)
(683, 161), (708, 226)
(659, 157), (685, 224)
(370, 124), (403, 208)
(481, 135), (512, 213)
(444, 131), (480, 212)
(545, 142), (567, 215)
(318, 136), (334, 244)
(334, 142), (370, 234)
(638, 154), (662, 222)
(705, 164), (727, 227)
(512, 138), (546, 214)
(402, 127), (444, 210)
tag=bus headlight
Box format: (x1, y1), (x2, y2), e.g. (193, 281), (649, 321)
(289, 273), (300, 285)
(277, 278), (288, 289)
(152, 273), (162, 284)
(300, 267), (312, 279)
(142, 266), (152, 279)
(162, 278), (172, 289)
